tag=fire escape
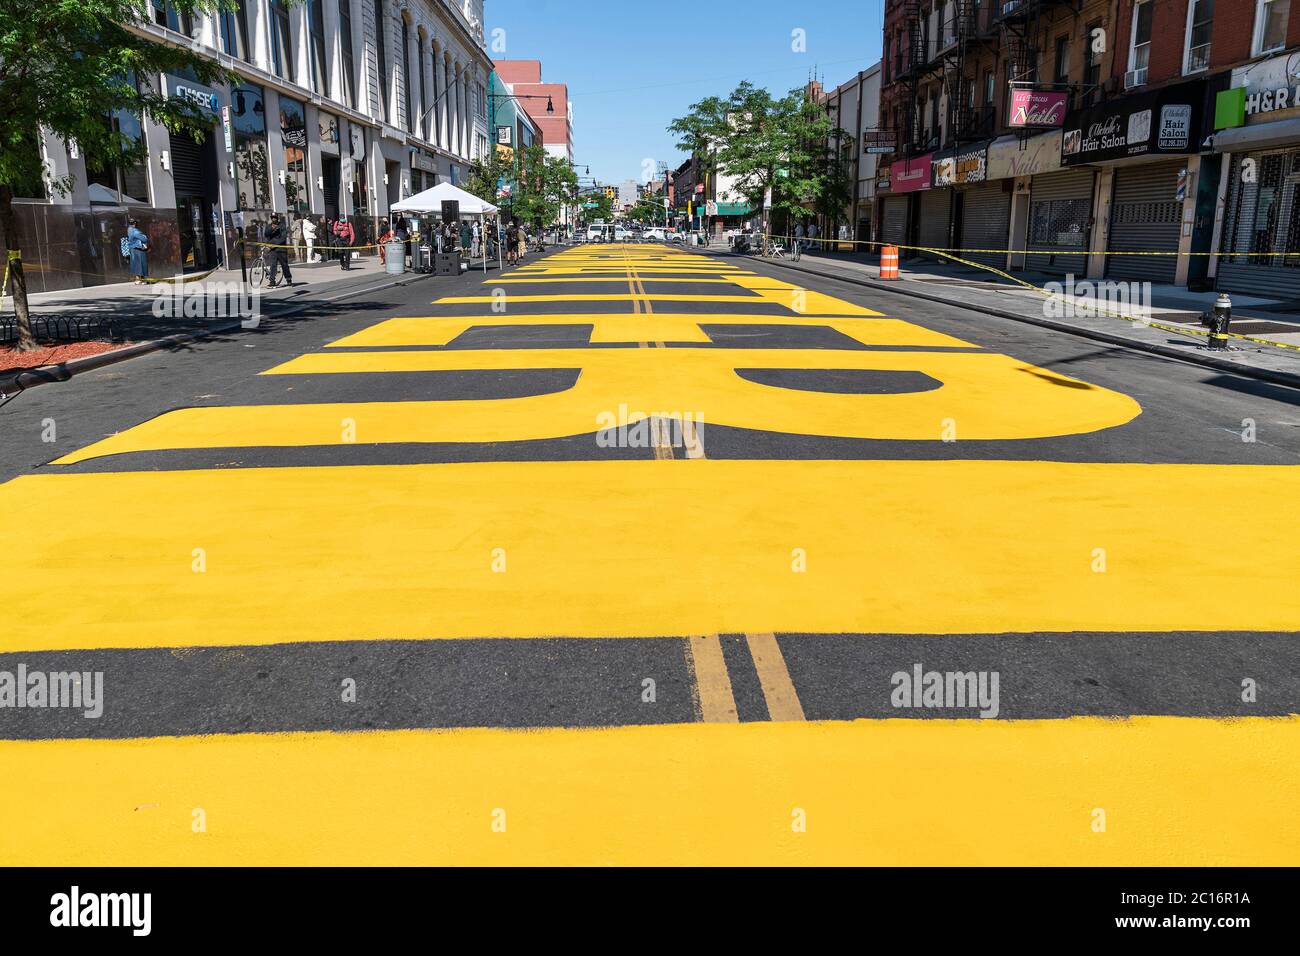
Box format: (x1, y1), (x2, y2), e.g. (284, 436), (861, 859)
(899, 0), (940, 155)
(895, 0), (1073, 157)
(996, 0), (1076, 135)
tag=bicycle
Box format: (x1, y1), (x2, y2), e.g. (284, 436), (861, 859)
(249, 247), (273, 288)
(248, 246), (294, 288)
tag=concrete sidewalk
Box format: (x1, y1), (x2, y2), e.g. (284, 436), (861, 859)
(714, 246), (1300, 386)
(2, 254), (499, 345)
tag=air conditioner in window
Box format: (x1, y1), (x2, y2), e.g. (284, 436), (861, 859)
(1124, 68), (1147, 90)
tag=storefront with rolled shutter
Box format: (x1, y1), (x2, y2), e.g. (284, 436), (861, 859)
(879, 194), (909, 246)
(1026, 168), (1094, 275)
(1106, 161), (1184, 284)
(1210, 53), (1300, 299)
(1216, 148), (1300, 299)
(917, 187), (952, 257)
(959, 181), (1011, 268)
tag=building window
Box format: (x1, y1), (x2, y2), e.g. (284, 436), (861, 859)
(478, 83), (488, 120)
(153, 0), (198, 37)
(280, 96), (309, 214)
(418, 35), (430, 140)
(219, 1), (251, 60)
(1183, 0), (1214, 73)
(88, 103), (149, 206)
(1253, 0), (1288, 57)
(431, 51), (440, 145)
(309, 0), (329, 95)
(1053, 36), (1069, 86)
(270, 0), (293, 80)
(339, 0), (357, 109)
(231, 84), (271, 211)
(1083, 20), (1102, 102)
(374, 0), (390, 123)
(402, 18), (414, 133)
(984, 69), (994, 106)
(1129, 0), (1152, 82)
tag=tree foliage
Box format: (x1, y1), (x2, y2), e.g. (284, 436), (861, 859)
(0, 0), (242, 350)
(577, 191), (613, 225)
(465, 145), (578, 229)
(667, 81), (853, 235)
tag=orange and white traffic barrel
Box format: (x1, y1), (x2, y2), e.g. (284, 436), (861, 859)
(880, 246), (900, 279)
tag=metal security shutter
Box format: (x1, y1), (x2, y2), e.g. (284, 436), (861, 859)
(880, 196), (908, 245)
(917, 188), (951, 258)
(1216, 150), (1300, 300)
(960, 182), (1011, 268)
(1026, 168), (1094, 275)
(1106, 161), (1182, 283)
(170, 132), (206, 195)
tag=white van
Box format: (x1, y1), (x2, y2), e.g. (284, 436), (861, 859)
(586, 224), (605, 241)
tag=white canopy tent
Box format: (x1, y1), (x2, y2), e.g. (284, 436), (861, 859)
(390, 182), (499, 272)
(391, 181), (499, 216)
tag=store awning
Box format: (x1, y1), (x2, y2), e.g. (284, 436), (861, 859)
(713, 202), (754, 216)
(1209, 118), (1300, 153)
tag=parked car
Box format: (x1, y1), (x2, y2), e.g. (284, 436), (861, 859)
(643, 227), (665, 242)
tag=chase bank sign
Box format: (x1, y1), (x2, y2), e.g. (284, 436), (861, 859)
(164, 74), (220, 116)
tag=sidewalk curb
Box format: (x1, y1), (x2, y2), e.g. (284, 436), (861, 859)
(0, 270), (435, 394)
(706, 249), (1300, 392)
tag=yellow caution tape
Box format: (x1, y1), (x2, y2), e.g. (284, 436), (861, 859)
(768, 234), (1300, 257)
(139, 267), (223, 285)
(761, 234), (1300, 354)
(248, 241), (380, 251)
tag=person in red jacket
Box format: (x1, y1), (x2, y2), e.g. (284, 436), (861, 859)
(333, 217), (356, 271)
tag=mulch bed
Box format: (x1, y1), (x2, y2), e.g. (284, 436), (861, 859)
(0, 340), (126, 373)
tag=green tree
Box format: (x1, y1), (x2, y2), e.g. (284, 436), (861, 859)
(668, 81), (849, 248)
(0, 1), (238, 350)
(464, 147), (515, 208)
(512, 145), (577, 231)
(627, 191), (668, 225)
(577, 191), (613, 225)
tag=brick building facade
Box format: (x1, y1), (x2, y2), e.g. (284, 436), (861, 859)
(876, 0), (1300, 295)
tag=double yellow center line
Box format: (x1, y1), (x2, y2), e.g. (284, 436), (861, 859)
(614, 246), (805, 723)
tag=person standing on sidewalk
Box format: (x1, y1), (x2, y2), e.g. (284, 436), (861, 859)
(264, 215), (294, 287)
(334, 217), (355, 270)
(291, 216), (304, 262)
(303, 216), (318, 262)
(808, 221), (819, 251)
(126, 219), (150, 284)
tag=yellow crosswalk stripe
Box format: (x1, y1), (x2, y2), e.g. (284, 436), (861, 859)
(3, 717), (1294, 864)
(5, 460), (1299, 653)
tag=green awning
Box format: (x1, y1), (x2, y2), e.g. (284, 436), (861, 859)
(713, 202), (754, 216)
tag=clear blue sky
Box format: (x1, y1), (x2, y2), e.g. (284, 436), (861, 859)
(486, 0), (884, 187)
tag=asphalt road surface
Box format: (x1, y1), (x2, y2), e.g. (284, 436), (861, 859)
(1, 243), (1297, 865)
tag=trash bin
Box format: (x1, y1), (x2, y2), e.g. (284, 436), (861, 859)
(384, 240), (406, 275)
